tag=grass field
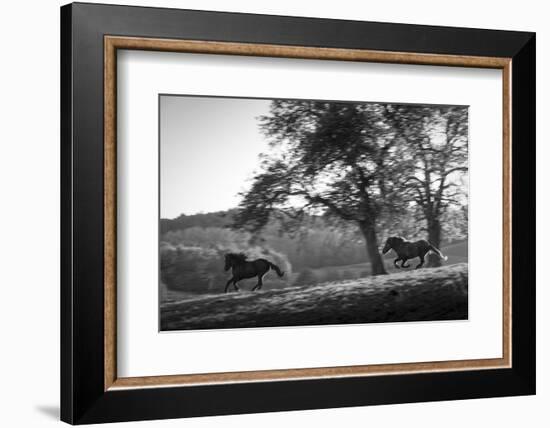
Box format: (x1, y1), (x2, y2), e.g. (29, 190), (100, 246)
(160, 262), (468, 331)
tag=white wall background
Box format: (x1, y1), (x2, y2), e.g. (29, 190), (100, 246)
(0, 0), (545, 427)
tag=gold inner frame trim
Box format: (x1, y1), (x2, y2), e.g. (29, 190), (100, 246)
(104, 35), (512, 391)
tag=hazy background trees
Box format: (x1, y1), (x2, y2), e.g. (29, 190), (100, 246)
(234, 100), (468, 274)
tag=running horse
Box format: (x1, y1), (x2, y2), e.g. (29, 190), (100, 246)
(382, 236), (448, 269)
(223, 253), (285, 293)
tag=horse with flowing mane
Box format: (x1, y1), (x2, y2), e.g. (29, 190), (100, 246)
(223, 253), (285, 293)
(382, 236), (448, 269)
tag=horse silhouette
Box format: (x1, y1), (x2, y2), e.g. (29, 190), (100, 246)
(223, 253), (284, 293)
(382, 236), (448, 269)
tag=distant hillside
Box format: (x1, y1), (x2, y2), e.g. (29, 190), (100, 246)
(160, 210), (236, 234)
(160, 210), (369, 272)
(160, 209), (467, 276)
(161, 209), (339, 234)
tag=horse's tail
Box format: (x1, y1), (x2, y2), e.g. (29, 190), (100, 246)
(268, 262), (285, 278)
(429, 244), (448, 261)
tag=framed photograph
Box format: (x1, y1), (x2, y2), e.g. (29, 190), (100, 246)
(61, 2), (535, 424)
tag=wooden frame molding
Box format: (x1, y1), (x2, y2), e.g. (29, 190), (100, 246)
(104, 35), (513, 391)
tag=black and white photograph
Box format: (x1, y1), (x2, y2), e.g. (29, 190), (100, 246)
(159, 95), (469, 331)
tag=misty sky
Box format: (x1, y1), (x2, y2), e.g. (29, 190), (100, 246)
(160, 96), (468, 219)
(160, 95), (271, 219)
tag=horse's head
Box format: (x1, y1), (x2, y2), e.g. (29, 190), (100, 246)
(224, 253), (247, 271)
(382, 236), (402, 254)
(224, 254), (232, 271)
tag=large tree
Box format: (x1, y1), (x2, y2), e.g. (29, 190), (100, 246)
(233, 100), (409, 275)
(401, 106), (468, 266)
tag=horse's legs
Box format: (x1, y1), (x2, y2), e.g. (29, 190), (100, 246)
(257, 274), (265, 290)
(224, 277), (234, 293)
(394, 258), (402, 268)
(233, 280), (240, 291)
(401, 259), (410, 268)
(252, 273), (265, 291)
(415, 255), (425, 269)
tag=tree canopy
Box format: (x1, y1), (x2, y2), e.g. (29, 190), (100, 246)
(233, 100), (468, 274)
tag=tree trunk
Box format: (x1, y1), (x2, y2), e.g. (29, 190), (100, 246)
(359, 221), (387, 275)
(427, 218), (442, 267)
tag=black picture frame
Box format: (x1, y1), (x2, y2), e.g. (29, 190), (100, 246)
(61, 2), (535, 424)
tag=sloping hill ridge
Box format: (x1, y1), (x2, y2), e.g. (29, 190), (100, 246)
(161, 263), (468, 331)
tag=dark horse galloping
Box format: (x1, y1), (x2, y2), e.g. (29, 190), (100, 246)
(224, 253), (284, 293)
(382, 236), (448, 269)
